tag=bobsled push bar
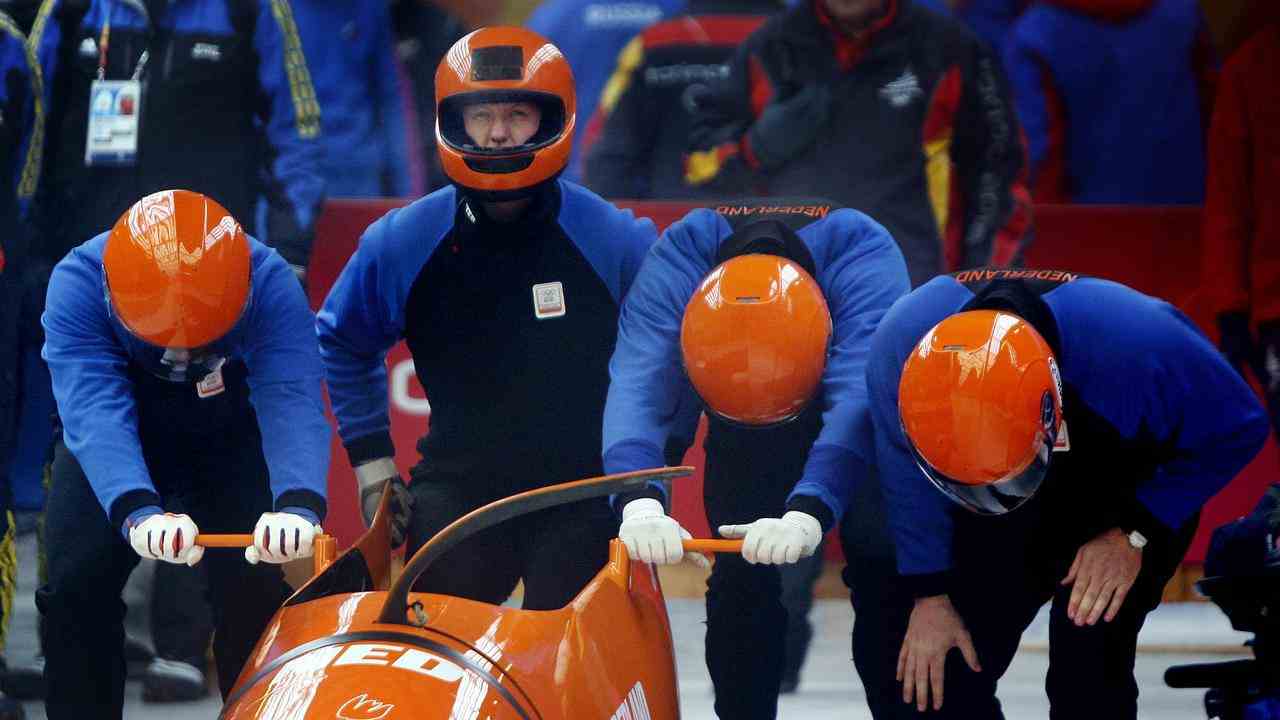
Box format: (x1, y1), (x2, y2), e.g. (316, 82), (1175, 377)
(194, 533), (338, 574)
(376, 466), (696, 625)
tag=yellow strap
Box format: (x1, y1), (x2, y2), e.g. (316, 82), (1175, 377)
(924, 134), (953, 240)
(16, 0), (55, 201)
(269, 0), (321, 139)
(597, 36), (645, 118)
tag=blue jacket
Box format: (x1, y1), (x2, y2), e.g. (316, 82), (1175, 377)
(867, 272), (1269, 589)
(318, 180), (657, 484)
(526, 0), (686, 183)
(603, 203), (910, 523)
(29, 0), (325, 266)
(42, 233), (331, 529)
(291, 0), (414, 198)
(1, 11), (40, 223)
(1004, 0), (1208, 203)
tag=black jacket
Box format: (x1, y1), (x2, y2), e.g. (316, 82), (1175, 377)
(687, 0), (1032, 285)
(582, 0), (784, 199)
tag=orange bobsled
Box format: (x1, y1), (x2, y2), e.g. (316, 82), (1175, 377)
(220, 467), (718, 720)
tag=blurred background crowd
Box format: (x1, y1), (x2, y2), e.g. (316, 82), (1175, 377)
(1, 0), (1278, 713)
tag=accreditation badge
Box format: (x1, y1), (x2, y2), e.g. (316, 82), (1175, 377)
(85, 79), (142, 166)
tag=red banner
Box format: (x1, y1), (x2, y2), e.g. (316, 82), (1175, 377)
(309, 199), (1277, 564)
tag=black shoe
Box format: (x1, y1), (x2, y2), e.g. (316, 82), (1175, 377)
(779, 674), (800, 694)
(124, 635), (155, 678)
(0, 692), (23, 720)
(141, 658), (208, 703)
(0, 657), (43, 700)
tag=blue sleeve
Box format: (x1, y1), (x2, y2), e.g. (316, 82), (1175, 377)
(1052, 281), (1270, 533)
(602, 208), (724, 498)
(867, 278), (972, 586)
(785, 211), (911, 525)
(242, 248), (332, 519)
(371, 1), (412, 197)
(557, 181), (659, 304)
(41, 242), (159, 523)
(253, 0), (326, 266)
(316, 213), (404, 463)
(316, 193), (452, 464)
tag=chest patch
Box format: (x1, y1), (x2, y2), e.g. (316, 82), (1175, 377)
(191, 42), (223, 62)
(880, 68), (923, 108)
(532, 281), (566, 319)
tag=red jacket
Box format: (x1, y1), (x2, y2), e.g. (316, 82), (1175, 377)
(1202, 25), (1280, 328)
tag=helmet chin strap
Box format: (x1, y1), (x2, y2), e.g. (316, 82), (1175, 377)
(158, 348), (226, 382)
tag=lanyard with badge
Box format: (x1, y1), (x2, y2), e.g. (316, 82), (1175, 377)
(85, 9), (149, 166)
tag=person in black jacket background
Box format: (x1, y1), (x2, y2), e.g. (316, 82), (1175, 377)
(583, 0), (784, 199)
(685, 0), (1033, 287)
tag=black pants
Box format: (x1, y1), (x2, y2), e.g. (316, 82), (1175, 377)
(38, 438), (291, 719)
(779, 535), (825, 684)
(702, 408), (822, 720)
(844, 478), (1197, 720)
(151, 495), (213, 668)
(403, 467), (618, 610)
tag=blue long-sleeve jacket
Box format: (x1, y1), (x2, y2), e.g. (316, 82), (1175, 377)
(603, 204), (910, 524)
(291, 0), (414, 198)
(868, 273), (1269, 593)
(42, 233), (331, 528)
(317, 181), (656, 484)
(1003, 0), (1210, 203)
(28, 0), (325, 267)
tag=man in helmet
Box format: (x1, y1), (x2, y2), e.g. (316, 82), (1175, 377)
(38, 189), (330, 717)
(603, 199), (910, 719)
(849, 270), (1268, 718)
(317, 27), (657, 609)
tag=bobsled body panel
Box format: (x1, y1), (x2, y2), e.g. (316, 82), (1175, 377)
(222, 543), (679, 719)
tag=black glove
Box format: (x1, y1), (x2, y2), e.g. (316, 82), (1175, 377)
(1217, 311), (1256, 376)
(745, 84), (832, 173)
(356, 459), (415, 548)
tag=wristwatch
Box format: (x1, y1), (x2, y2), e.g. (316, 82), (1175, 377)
(1126, 529), (1148, 550)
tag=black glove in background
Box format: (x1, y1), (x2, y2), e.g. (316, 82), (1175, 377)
(361, 475), (415, 548)
(1218, 311), (1257, 375)
(746, 84), (832, 173)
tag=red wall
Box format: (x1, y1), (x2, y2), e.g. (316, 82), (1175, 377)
(308, 199), (1277, 564)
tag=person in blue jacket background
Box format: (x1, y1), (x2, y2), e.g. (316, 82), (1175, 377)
(38, 190), (331, 718)
(604, 198), (910, 719)
(848, 269), (1268, 718)
(290, 0), (418, 198)
(28, 0), (325, 276)
(317, 27), (657, 610)
(1003, 0), (1216, 204)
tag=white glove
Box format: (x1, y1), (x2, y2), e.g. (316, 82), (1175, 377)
(719, 511), (823, 565)
(619, 498), (711, 569)
(245, 512), (322, 565)
(355, 457), (414, 547)
(128, 513), (204, 566)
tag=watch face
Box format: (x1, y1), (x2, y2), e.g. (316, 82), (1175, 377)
(1127, 530), (1147, 549)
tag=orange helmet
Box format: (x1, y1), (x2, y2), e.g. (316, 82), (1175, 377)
(681, 254), (831, 426)
(103, 189), (251, 351)
(435, 27), (575, 198)
(898, 310), (1063, 515)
